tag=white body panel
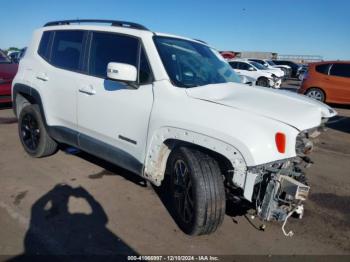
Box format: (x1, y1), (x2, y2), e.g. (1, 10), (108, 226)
(12, 23), (337, 199)
(77, 76), (153, 163)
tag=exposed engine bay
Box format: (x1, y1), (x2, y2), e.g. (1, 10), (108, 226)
(225, 125), (325, 236)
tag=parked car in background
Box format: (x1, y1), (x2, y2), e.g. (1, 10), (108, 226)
(7, 48), (27, 63)
(248, 58), (291, 79)
(298, 64), (308, 81)
(8, 51), (20, 63)
(272, 60), (302, 78)
(0, 49), (18, 103)
(229, 59), (282, 88)
(299, 61), (350, 104)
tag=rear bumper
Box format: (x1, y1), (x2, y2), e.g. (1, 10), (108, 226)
(298, 80), (308, 94)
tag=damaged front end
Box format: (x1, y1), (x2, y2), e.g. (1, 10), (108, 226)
(251, 157), (310, 236)
(227, 126), (325, 236)
(253, 127), (325, 235)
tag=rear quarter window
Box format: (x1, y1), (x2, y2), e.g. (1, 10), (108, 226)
(315, 64), (330, 75)
(38, 31), (52, 60)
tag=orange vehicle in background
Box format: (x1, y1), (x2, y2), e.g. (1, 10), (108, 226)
(299, 61), (350, 104)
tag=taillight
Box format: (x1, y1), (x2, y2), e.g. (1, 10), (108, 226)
(275, 132), (286, 153)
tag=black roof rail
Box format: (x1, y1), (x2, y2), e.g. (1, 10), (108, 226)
(44, 19), (149, 30)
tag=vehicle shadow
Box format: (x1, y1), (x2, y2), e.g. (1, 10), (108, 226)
(0, 102), (12, 110)
(64, 148), (255, 231)
(0, 103), (17, 124)
(9, 184), (137, 257)
(326, 115), (350, 134)
(70, 149), (148, 188)
(331, 103), (350, 110)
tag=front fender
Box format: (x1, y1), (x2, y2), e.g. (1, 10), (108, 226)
(143, 127), (247, 186)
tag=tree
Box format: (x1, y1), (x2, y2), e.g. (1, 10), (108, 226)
(6, 47), (20, 54)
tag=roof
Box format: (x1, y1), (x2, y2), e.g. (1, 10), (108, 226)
(41, 20), (209, 46)
(44, 19), (149, 30)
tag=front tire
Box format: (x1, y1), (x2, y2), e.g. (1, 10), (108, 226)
(256, 77), (269, 87)
(167, 147), (226, 235)
(18, 104), (58, 157)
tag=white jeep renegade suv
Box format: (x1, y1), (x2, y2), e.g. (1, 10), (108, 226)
(12, 20), (336, 236)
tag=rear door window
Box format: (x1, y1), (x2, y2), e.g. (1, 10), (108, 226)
(330, 64), (350, 78)
(51, 30), (85, 71)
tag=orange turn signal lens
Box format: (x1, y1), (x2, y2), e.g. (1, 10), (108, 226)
(275, 132), (286, 153)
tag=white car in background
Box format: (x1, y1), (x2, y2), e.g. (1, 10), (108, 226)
(228, 59), (282, 88)
(250, 58), (292, 78)
(248, 58), (286, 78)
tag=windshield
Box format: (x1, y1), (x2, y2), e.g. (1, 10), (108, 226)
(154, 36), (240, 88)
(0, 50), (10, 63)
(266, 60), (275, 66)
(249, 61), (267, 70)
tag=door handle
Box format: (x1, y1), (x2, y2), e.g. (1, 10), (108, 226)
(36, 73), (49, 82)
(79, 85), (96, 95)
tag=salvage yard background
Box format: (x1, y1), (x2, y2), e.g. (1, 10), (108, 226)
(0, 80), (349, 255)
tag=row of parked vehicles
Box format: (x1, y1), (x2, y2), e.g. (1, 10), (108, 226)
(7, 48), (27, 64)
(1, 19), (348, 237)
(226, 57), (306, 88)
(225, 55), (350, 105)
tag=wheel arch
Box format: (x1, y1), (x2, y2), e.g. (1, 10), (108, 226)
(143, 127), (247, 186)
(12, 84), (47, 124)
(257, 76), (268, 81)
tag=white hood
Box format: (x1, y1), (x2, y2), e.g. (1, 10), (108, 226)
(186, 83), (337, 131)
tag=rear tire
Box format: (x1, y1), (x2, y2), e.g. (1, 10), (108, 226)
(167, 147), (226, 235)
(305, 88), (325, 102)
(18, 104), (58, 157)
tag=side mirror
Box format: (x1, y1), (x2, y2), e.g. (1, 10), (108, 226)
(248, 66), (255, 71)
(107, 62), (137, 83)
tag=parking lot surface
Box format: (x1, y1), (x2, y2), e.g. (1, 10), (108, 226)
(0, 81), (349, 256)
